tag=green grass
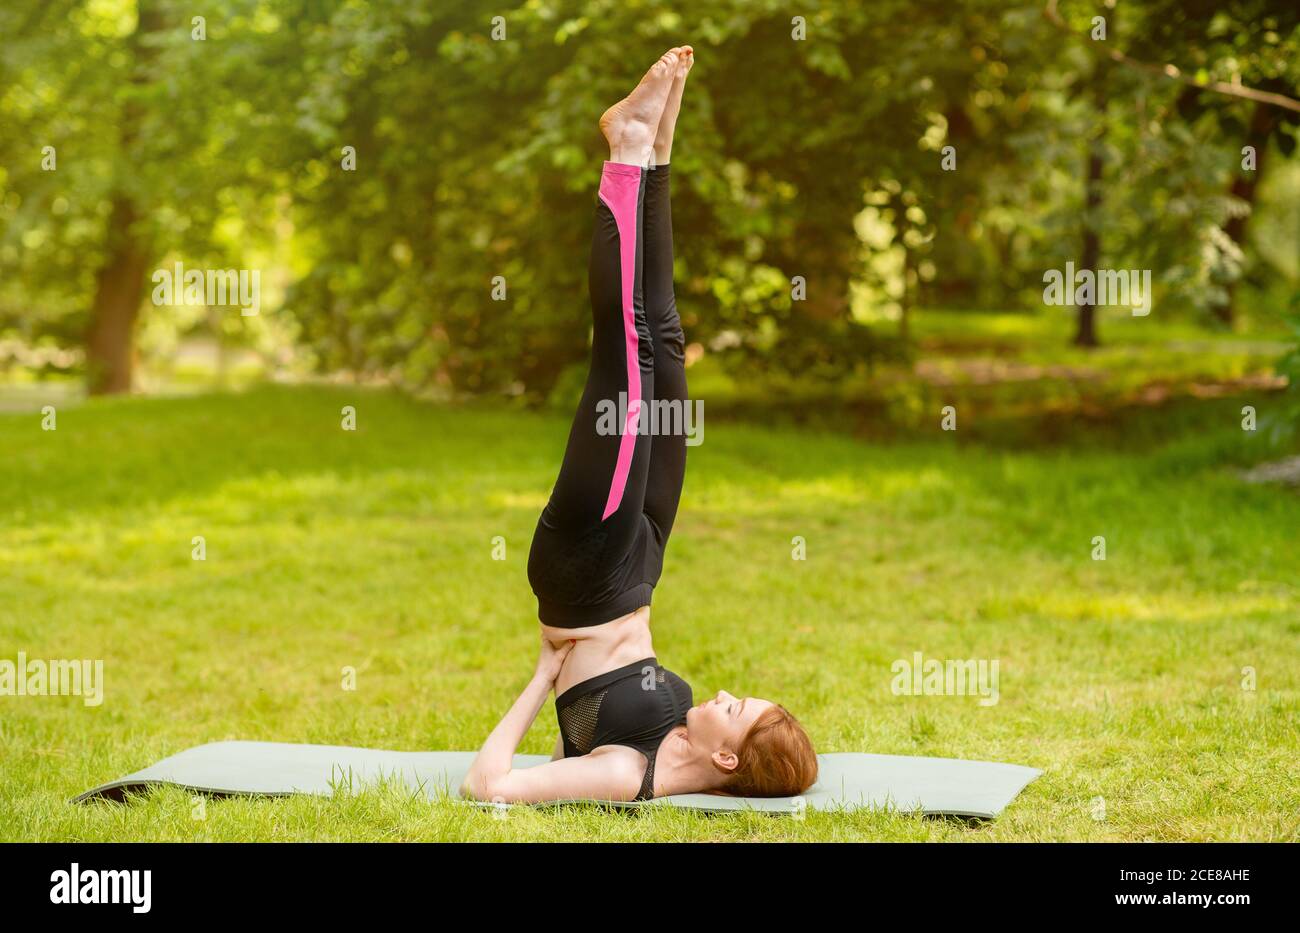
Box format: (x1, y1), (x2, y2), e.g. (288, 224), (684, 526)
(687, 310), (1292, 440)
(1, 383), (1297, 841)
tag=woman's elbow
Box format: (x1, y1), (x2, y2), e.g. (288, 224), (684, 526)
(459, 771), (507, 803)
(459, 772), (487, 801)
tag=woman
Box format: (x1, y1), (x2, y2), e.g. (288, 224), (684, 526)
(462, 47), (818, 806)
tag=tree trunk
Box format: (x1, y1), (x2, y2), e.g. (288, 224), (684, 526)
(86, 199), (149, 395)
(1074, 145), (1104, 348)
(1074, 48), (1109, 351)
(1210, 103), (1279, 326)
(83, 0), (161, 395)
(898, 243), (911, 344)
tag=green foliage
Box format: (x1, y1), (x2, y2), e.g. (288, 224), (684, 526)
(1269, 292), (1300, 440)
(0, 1), (1297, 394)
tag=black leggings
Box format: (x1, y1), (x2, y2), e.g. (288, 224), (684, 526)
(527, 162), (687, 628)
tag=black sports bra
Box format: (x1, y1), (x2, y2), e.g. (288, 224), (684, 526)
(555, 657), (693, 800)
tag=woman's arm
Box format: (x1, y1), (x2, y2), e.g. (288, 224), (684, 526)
(467, 745), (644, 804)
(460, 670), (553, 802)
(460, 636), (642, 804)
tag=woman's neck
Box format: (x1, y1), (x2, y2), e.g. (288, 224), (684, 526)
(652, 725), (726, 797)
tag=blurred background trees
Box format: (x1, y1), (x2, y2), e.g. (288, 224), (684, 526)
(1, 0), (1297, 408)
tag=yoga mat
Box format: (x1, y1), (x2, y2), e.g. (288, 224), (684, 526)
(75, 741), (1040, 817)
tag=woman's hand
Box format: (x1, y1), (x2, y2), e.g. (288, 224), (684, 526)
(464, 644), (575, 802)
(533, 635), (575, 687)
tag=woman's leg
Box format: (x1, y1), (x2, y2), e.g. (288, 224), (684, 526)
(527, 52), (680, 626)
(639, 164), (687, 546)
(641, 49), (693, 552)
(534, 50), (681, 537)
(539, 162), (654, 535)
(525, 162), (655, 624)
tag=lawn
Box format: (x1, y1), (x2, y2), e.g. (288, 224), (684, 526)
(1, 382), (1296, 841)
(689, 309), (1292, 436)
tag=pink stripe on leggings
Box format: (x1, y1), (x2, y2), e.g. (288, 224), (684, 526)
(597, 161), (642, 521)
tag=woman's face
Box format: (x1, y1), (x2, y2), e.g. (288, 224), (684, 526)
(686, 690), (773, 767)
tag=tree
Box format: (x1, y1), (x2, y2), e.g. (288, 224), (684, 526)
(1046, 0), (1300, 332)
(0, 0), (332, 393)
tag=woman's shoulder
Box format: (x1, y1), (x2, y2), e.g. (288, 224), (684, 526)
(583, 744), (650, 797)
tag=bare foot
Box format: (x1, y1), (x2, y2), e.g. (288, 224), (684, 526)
(600, 48), (681, 166)
(653, 46), (693, 166)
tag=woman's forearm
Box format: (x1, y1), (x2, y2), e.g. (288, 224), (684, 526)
(461, 674), (552, 800)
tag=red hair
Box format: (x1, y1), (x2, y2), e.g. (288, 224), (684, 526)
(723, 705), (818, 797)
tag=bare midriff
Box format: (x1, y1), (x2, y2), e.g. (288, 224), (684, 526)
(542, 605), (655, 698)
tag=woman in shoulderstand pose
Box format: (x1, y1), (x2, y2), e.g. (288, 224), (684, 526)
(462, 47), (817, 806)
